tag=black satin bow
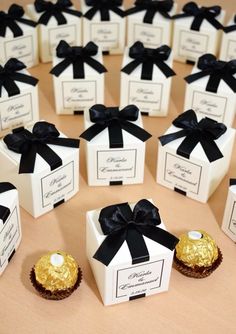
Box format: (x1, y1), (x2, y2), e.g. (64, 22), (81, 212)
(0, 183), (16, 223)
(121, 42), (176, 80)
(185, 54), (236, 93)
(4, 122), (80, 174)
(84, 0), (124, 21)
(125, 0), (173, 24)
(93, 199), (179, 266)
(0, 58), (38, 97)
(173, 2), (222, 31)
(50, 40), (107, 79)
(224, 15), (236, 33)
(34, 0), (81, 25)
(0, 4), (37, 38)
(80, 104), (151, 148)
(159, 109), (227, 162)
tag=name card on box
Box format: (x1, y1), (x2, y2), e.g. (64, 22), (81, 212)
(50, 40), (107, 115)
(80, 104), (151, 186)
(184, 54), (236, 127)
(0, 183), (22, 276)
(0, 4), (38, 68)
(126, 0), (176, 48)
(172, 2), (225, 63)
(26, 0), (82, 63)
(86, 199), (179, 305)
(0, 121), (80, 218)
(120, 42), (176, 117)
(157, 109), (235, 203)
(220, 15), (236, 62)
(222, 179), (236, 243)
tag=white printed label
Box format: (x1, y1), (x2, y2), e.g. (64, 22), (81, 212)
(228, 201), (236, 235)
(4, 35), (33, 66)
(0, 92), (33, 131)
(49, 25), (76, 56)
(41, 161), (74, 208)
(116, 260), (164, 298)
(191, 91), (227, 122)
(0, 207), (20, 269)
(90, 22), (119, 50)
(179, 30), (209, 61)
(97, 149), (137, 181)
(62, 81), (97, 110)
(164, 153), (202, 194)
(133, 23), (163, 47)
(226, 39), (236, 61)
(128, 81), (162, 114)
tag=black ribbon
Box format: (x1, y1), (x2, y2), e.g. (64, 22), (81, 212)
(80, 104), (151, 148)
(125, 0), (174, 24)
(50, 40), (107, 79)
(224, 15), (236, 33)
(121, 42), (176, 81)
(0, 4), (37, 38)
(93, 199), (179, 266)
(35, 0), (82, 25)
(0, 58), (38, 98)
(4, 122), (80, 174)
(84, 0), (124, 21)
(185, 54), (236, 93)
(159, 109), (227, 162)
(230, 179), (236, 186)
(173, 2), (222, 31)
(0, 183), (16, 223)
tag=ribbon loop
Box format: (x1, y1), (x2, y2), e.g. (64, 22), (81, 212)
(84, 0), (124, 21)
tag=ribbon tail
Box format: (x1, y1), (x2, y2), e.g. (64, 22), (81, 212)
(176, 132), (201, 159)
(200, 137), (223, 162)
(17, 18), (37, 27)
(84, 7), (98, 20)
(12, 73), (39, 87)
(36, 143), (62, 171)
(224, 75), (236, 93)
(50, 58), (72, 77)
(143, 9), (155, 24)
(0, 206), (11, 223)
(85, 57), (107, 74)
(141, 60), (154, 80)
(125, 7), (143, 17)
(122, 121), (151, 143)
(63, 8), (82, 18)
(155, 60), (176, 78)
(142, 226), (179, 251)
(0, 24), (6, 37)
(0, 183), (16, 193)
(207, 16), (223, 30)
(108, 120), (123, 148)
(185, 70), (211, 84)
(8, 20), (23, 37)
(80, 123), (107, 141)
(224, 25), (236, 33)
(126, 227), (150, 265)
(111, 7), (124, 18)
(4, 77), (21, 97)
(38, 12), (51, 25)
(54, 11), (67, 25)
(19, 146), (37, 174)
(159, 130), (187, 146)
(121, 59), (142, 75)
(206, 73), (221, 93)
(190, 16), (204, 31)
(47, 137), (80, 148)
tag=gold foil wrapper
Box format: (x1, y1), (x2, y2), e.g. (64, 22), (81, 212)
(176, 231), (219, 268)
(34, 251), (78, 292)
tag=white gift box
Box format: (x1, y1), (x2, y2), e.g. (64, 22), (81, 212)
(0, 183), (22, 276)
(184, 58), (236, 127)
(80, 106), (151, 186)
(0, 122), (80, 218)
(157, 110), (235, 203)
(120, 45), (175, 117)
(51, 42), (106, 115)
(0, 5), (38, 69)
(86, 199), (178, 305)
(126, 2), (177, 48)
(26, 2), (82, 63)
(172, 5), (225, 63)
(222, 180), (236, 242)
(220, 15), (236, 61)
(0, 60), (39, 138)
(81, 0), (125, 55)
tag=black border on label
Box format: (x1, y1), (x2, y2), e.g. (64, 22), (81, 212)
(133, 23), (163, 47)
(228, 200), (236, 235)
(178, 29), (209, 60)
(48, 24), (77, 56)
(4, 35), (34, 64)
(90, 22), (119, 51)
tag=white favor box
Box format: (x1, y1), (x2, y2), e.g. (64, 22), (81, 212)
(172, 10), (225, 63)
(0, 124), (79, 218)
(52, 51), (105, 115)
(81, 0), (125, 54)
(0, 67), (39, 138)
(26, 4), (82, 63)
(83, 111), (147, 186)
(0, 185), (22, 276)
(127, 3), (177, 48)
(120, 47), (174, 117)
(220, 16), (236, 61)
(184, 65), (236, 127)
(157, 121), (235, 203)
(222, 182), (236, 242)
(86, 200), (175, 305)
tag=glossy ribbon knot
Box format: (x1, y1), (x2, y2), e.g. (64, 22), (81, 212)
(121, 42), (176, 80)
(0, 58), (38, 97)
(84, 0), (124, 21)
(0, 183), (16, 223)
(50, 40), (107, 79)
(125, 0), (173, 23)
(224, 15), (236, 33)
(173, 2), (222, 31)
(159, 109), (226, 162)
(93, 199), (179, 266)
(185, 54), (236, 93)
(80, 104), (151, 148)
(0, 4), (37, 37)
(4, 121), (80, 174)
(35, 0), (81, 25)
